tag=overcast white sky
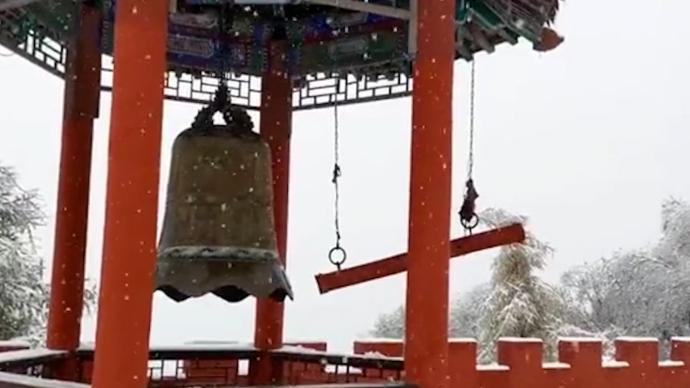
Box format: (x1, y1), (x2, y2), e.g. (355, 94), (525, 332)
(1, 0), (689, 353)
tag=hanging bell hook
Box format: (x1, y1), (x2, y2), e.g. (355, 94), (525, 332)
(459, 60), (480, 234)
(328, 80), (347, 271)
(459, 179), (480, 234)
(328, 244), (347, 271)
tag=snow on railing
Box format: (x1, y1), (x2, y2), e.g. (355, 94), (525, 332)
(71, 340), (405, 386)
(4, 337), (690, 387)
(0, 349), (67, 366)
(353, 336), (690, 388)
(0, 371), (88, 388)
(0, 340), (30, 353)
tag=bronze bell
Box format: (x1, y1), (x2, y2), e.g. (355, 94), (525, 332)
(156, 86), (293, 303)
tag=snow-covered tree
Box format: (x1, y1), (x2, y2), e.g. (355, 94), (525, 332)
(0, 163), (96, 344)
(0, 164), (47, 341)
(450, 283), (490, 338)
(560, 198), (690, 357)
(371, 200), (690, 360)
(656, 198), (690, 268)
(478, 208), (575, 361)
(369, 283), (491, 340)
(370, 208), (584, 361)
(370, 306), (404, 338)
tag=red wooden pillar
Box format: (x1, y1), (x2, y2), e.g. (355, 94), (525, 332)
(250, 42), (293, 384)
(47, 2), (101, 357)
(404, 0), (455, 387)
(91, 0), (168, 387)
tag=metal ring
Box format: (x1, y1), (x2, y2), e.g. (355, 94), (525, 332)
(328, 246), (347, 268)
(461, 213), (480, 230)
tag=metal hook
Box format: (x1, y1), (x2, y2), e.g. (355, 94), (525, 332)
(459, 179), (479, 234)
(328, 245), (347, 271)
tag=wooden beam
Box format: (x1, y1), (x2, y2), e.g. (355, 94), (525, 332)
(407, 0), (417, 57)
(469, 24), (495, 53)
(302, 0), (411, 20)
(534, 27), (564, 52)
(315, 223), (525, 294)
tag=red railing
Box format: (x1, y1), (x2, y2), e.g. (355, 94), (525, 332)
(0, 347), (68, 380)
(3, 337), (690, 387)
(355, 337), (690, 388)
(71, 341), (406, 387)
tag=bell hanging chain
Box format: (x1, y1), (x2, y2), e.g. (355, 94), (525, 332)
(329, 79), (347, 271)
(190, 5), (240, 131)
(459, 59), (480, 234)
(214, 3), (229, 84)
(467, 59), (476, 181)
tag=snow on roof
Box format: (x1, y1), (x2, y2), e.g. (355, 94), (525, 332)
(0, 340), (30, 348)
(277, 345), (326, 354)
(79, 342), (401, 364)
(558, 337), (603, 343)
(325, 364), (363, 374)
(615, 337), (659, 342)
(76, 343), (94, 351)
(449, 338), (478, 344)
(275, 346), (403, 362)
(354, 338), (403, 343)
(498, 337), (543, 343)
(602, 360), (630, 368)
(671, 337), (690, 343)
(476, 364), (510, 372)
(543, 362), (570, 369)
(0, 371), (88, 387)
(659, 360), (685, 368)
(0, 349), (66, 364)
(284, 339), (328, 344)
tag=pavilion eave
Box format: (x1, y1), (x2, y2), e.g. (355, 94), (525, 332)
(0, 0), (563, 108)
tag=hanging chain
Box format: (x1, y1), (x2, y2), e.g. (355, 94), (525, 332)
(329, 79), (347, 270)
(467, 59), (476, 180)
(459, 59), (480, 234)
(333, 84), (342, 243)
(193, 5), (232, 129)
(218, 4), (231, 87)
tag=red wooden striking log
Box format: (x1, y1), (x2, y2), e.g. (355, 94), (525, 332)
(315, 223), (525, 294)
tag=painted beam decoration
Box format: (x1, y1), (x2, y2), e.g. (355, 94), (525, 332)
(284, 13), (407, 76)
(1, 0), (562, 78)
(102, 0), (272, 75)
(0, 0), (40, 12)
(0, 0), (78, 45)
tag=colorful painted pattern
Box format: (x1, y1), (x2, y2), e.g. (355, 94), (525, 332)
(1, 0), (559, 77)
